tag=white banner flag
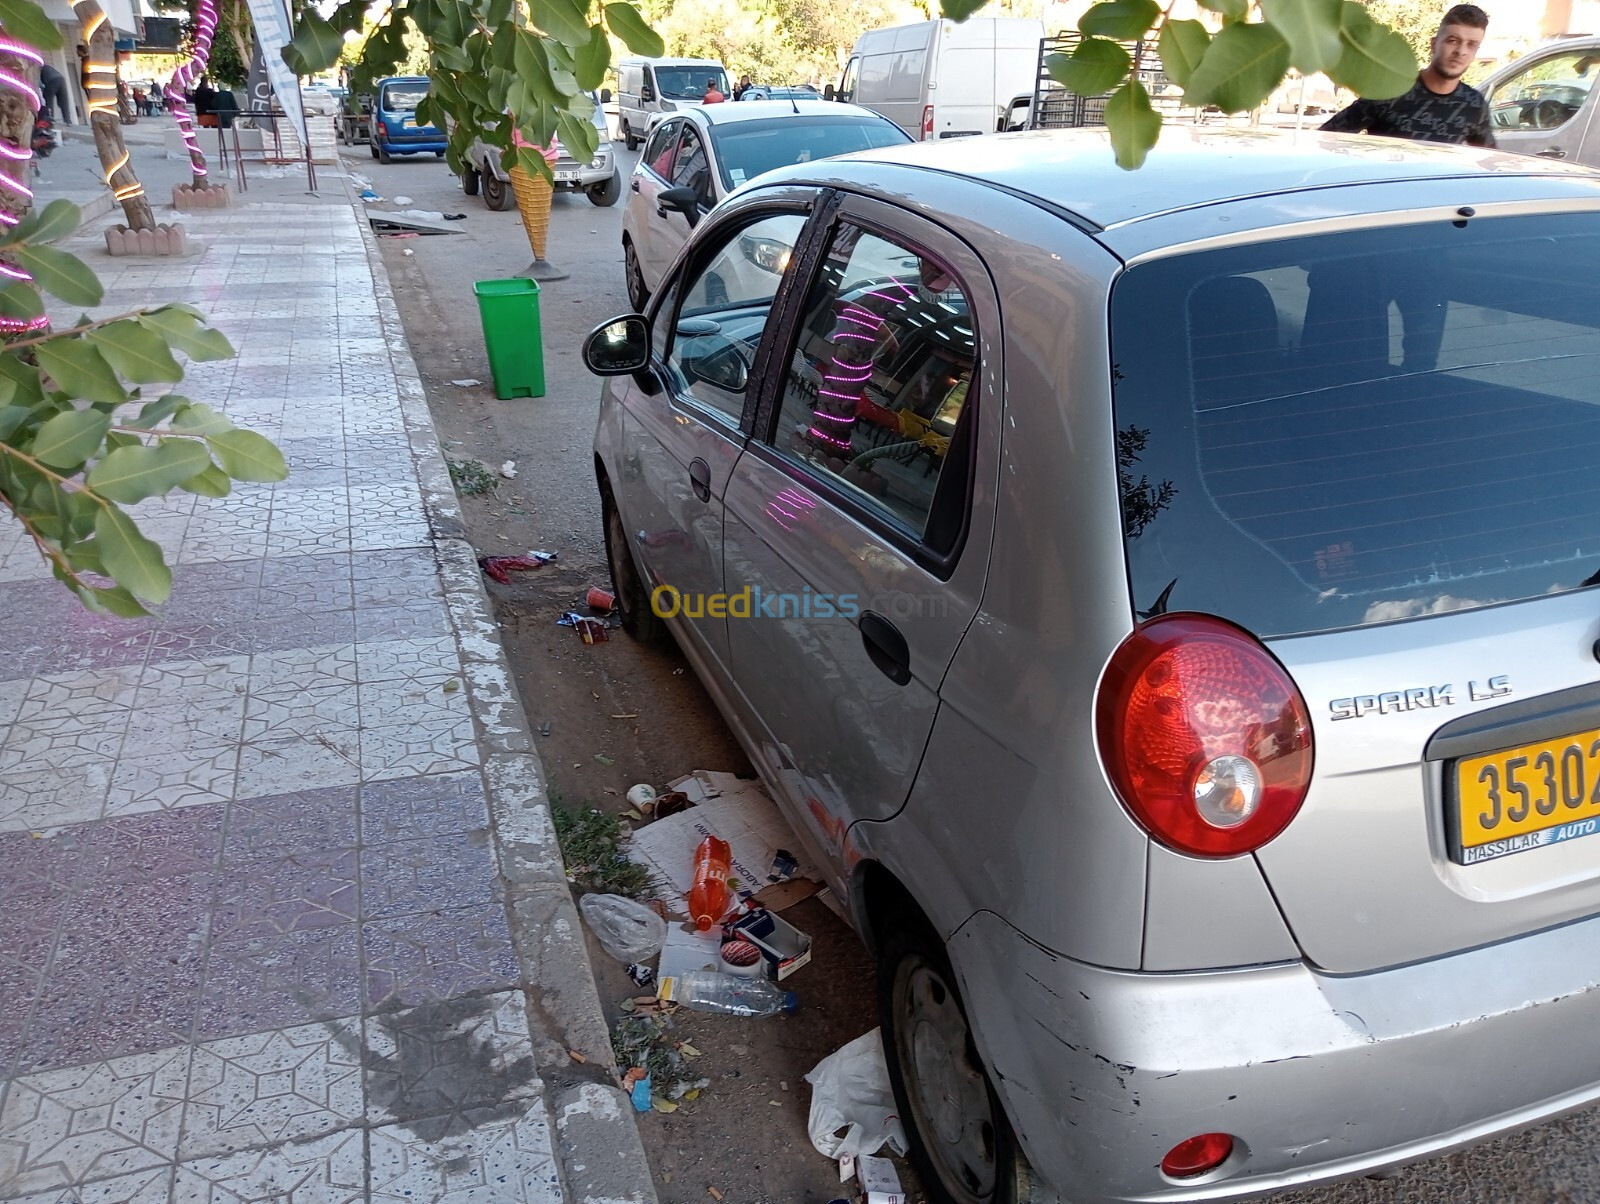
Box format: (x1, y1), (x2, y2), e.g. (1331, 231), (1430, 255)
(241, 0), (308, 147)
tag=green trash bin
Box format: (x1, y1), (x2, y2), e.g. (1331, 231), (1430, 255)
(474, 277), (545, 399)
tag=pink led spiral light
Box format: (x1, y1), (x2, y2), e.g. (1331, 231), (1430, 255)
(0, 30), (50, 334)
(168, 0), (217, 180)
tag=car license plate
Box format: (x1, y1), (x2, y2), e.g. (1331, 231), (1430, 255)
(401, 116), (415, 127)
(555, 169), (578, 182)
(1452, 728), (1600, 864)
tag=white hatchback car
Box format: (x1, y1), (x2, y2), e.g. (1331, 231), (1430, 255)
(620, 100), (909, 310)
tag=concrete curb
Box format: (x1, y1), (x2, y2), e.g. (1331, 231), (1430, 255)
(348, 171), (659, 1204)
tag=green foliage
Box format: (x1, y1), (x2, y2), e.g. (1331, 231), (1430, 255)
(0, 199), (287, 615)
(1260, 0), (1342, 74)
(1183, 22), (1291, 113)
(1105, 78), (1161, 169)
(1045, 38), (1130, 98)
(446, 456), (499, 495)
(553, 802), (654, 897)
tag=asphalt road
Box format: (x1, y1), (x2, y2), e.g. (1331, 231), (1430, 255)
(350, 137), (1600, 1204)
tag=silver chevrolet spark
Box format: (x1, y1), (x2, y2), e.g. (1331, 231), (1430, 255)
(583, 127), (1600, 1203)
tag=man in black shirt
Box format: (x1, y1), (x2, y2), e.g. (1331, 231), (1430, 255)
(1321, 4), (1494, 146)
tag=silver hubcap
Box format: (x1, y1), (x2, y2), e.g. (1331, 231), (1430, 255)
(626, 246), (643, 304)
(896, 957), (998, 1204)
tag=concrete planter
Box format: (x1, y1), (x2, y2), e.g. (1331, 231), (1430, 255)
(105, 223), (193, 257)
(172, 183), (231, 211)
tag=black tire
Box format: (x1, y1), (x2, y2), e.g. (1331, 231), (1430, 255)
(624, 121), (640, 151)
(601, 480), (667, 643)
(435, 150), (445, 158)
(588, 170), (622, 206)
(378, 144), (393, 165)
(462, 165), (480, 196)
(482, 170), (515, 211)
(370, 140), (378, 160)
(878, 909), (1020, 1204)
(623, 237), (650, 312)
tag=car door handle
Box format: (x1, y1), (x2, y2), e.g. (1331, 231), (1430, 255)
(1538, 147), (1567, 158)
(860, 611), (911, 686)
(688, 457), (712, 503)
(630, 178), (641, 192)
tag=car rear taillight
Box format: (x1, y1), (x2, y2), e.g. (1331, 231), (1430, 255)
(1161, 1133), (1235, 1179)
(1097, 613), (1312, 858)
(921, 105), (933, 139)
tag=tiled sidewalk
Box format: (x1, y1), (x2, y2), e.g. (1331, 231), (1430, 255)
(0, 197), (651, 1202)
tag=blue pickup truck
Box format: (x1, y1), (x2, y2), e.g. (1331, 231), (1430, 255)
(370, 76), (446, 163)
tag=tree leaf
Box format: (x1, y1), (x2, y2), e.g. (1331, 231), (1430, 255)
(0, 0), (64, 50)
(11, 198), (81, 245)
(137, 308), (235, 361)
(1106, 77), (1162, 169)
(1329, 0), (1416, 98)
(1183, 21), (1291, 112)
(1196, 0), (1247, 22)
(30, 408), (109, 468)
(88, 321), (184, 384)
(34, 341), (126, 404)
(1045, 38), (1130, 96)
(329, 0), (368, 34)
(530, 0), (591, 48)
(1261, 0), (1343, 73)
(89, 584), (150, 618)
(0, 355), (42, 404)
(514, 30), (564, 106)
(180, 463), (232, 497)
(206, 429), (287, 482)
(486, 0), (513, 28)
(574, 23), (610, 90)
(0, 404), (30, 441)
(93, 504), (171, 604)
(284, 7), (344, 75)
(170, 402), (234, 435)
(557, 109), (599, 164)
(85, 439), (211, 504)
(603, 3), (663, 57)
(14, 244), (103, 306)
(137, 393), (187, 426)
(0, 281), (43, 320)
(1158, 20), (1212, 90)
(940, 0), (989, 18)
(1079, 0), (1160, 41)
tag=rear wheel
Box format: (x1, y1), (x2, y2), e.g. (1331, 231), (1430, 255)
(435, 150), (445, 158)
(624, 237), (649, 311)
(378, 144), (392, 164)
(624, 121), (640, 151)
(601, 480), (666, 643)
(482, 170), (515, 211)
(462, 165), (479, 195)
(369, 140), (378, 160)
(878, 909), (1020, 1204)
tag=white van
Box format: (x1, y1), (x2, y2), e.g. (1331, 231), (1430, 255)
(615, 57), (731, 149)
(829, 17), (1045, 140)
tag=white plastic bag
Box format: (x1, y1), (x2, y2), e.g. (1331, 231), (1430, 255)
(803, 1027), (907, 1160)
(578, 893), (667, 962)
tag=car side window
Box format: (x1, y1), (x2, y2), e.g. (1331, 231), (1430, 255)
(1487, 50), (1600, 130)
(839, 59), (858, 103)
(656, 211), (808, 424)
(770, 223), (975, 541)
(671, 125), (713, 208)
(643, 119), (678, 178)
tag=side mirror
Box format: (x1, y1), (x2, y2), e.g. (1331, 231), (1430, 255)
(824, 83), (836, 102)
(583, 315), (651, 376)
(657, 185), (701, 227)
(600, 88), (612, 103)
(641, 84), (656, 102)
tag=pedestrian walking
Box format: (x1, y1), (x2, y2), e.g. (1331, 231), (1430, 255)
(702, 78), (725, 104)
(1320, 4), (1494, 146)
(150, 79), (163, 113)
(37, 63), (70, 123)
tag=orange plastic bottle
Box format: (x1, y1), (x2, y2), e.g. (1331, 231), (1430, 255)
(688, 835), (732, 931)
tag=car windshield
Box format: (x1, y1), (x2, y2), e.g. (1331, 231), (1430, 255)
(709, 116), (911, 190)
(1110, 212), (1600, 637)
(380, 83), (428, 112)
(656, 67), (727, 100)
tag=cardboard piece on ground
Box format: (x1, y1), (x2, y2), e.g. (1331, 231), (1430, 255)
(655, 923), (723, 985)
(628, 770), (821, 918)
(858, 1155), (905, 1204)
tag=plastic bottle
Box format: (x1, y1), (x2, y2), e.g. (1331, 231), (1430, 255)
(665, 970), (799, 1017)
(687, 835), (732, 931)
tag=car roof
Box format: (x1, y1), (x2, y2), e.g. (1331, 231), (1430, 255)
(794, 126), (1600, 229)
(691, 100), (892, 127)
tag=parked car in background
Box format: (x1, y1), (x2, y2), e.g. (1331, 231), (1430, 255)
(738, 85), (819, 102)
(586, 125), (1600, 1204)
(621, 100), (910, 310)
(616, 56), (731, 151)
(829, 17), (1044, 139)
(370, 75), (445, 163)
(1480, 35), (1600, 163)
(461, 90), (620, 210)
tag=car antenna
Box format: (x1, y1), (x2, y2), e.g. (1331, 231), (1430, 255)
(790, 90), (800, 115)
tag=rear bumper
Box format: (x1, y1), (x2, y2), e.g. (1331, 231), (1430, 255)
(375, 126), (446, 152)
(951, 909), (1600, 1201)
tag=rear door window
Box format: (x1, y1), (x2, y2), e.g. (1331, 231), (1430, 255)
(1110, 212), (1600, 636)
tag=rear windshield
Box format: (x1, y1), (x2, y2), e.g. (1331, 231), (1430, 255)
(710, 116), (910, 190)
(656, 66), (728, 100)
(380, 82), (427, 112)
(1109, 212), (1600, 638)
